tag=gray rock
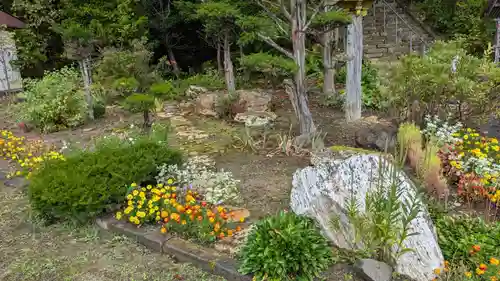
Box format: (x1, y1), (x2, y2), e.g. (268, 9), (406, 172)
(185, 85), (208, 99)
(354, 259), (393, 281)
(290, 152), (444, 281)
(235, 89), (272, 112)
(195, 92), (221, 117)
(354, 123), (397, 152)
(234, 111), (277, 128)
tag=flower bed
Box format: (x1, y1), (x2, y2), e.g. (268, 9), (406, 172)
(422, 116), (499, 209)
(115, 180), (245, 244)
(0, 130), (65, 179)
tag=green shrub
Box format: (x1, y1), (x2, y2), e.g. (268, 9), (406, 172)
(93, 40), (160, 101)
(335, 61), (383, 109)
(378, 40), (500, 124)
(19, 67), (87, 132)
(124, 94), (155, 113)
(414, 0), (493, 55)
(28, 139), (183, 223)
(149, 81), (176, 100)
(238, 211), (333, 281)
(435, 215), (500, 269)
(239, 52), (297, 89)
(173, 68), (225, 98)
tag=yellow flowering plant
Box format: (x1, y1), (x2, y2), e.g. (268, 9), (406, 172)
(0, 130), (65, 179)
(116, 179), (245, 244)
(438, 127), (499, 207)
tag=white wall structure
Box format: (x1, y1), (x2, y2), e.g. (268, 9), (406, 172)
(0, 30), (22, 92)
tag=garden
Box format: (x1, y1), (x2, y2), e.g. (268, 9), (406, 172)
(0, 0), (500, 280)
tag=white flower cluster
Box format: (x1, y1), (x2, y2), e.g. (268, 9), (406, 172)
(157, 155), (241, 204)
(421, 115), (463, 146)
(461, 155), (500, 180)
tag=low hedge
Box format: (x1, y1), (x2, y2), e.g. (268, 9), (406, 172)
(28, 139), (183, 223)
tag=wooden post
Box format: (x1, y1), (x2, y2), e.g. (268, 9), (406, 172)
(345, 14), (363, 122)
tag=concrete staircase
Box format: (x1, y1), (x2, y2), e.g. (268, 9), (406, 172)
(362, 0), (436, 59)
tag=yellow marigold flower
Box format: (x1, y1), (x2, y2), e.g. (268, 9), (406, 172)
(490, 257), (499, 265)
(171, 186), (177, 191)
(161, 227), (167, 233)
(115, 212), (122, 220)
(209, 217), (215, 223)
(476, 268), (485, 275)
(433, 268), (441, 275)
(128, 200), (133, 206)
(131, 183), (137, 187)
(127, 194), (133, 200)
(139, 191), (146, 198)
(124, 206), (133, 214)
(156, 216), (161, 221)
(132, 190), (139, 196)
(491, 276), (498, 281)
(464, 271), (472, 278)
(464, 135), (469, 140)
(137, 211), (146, 218)
(167, 178), (174, 184)
(181, 220), (187, 225)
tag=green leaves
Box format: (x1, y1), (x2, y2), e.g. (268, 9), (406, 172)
(124, 93), (155, 113)
(238, 211), (333, 281)
(239, 52), (297, 87)
(195, 0), (241, 34)
(18, 67), (87, 132)
(29, 139), (183, 224)
(435, 215), (500, 269)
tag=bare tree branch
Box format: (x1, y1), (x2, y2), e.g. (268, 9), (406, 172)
(303, 0), (327, 32)
(257, 33), (294, 59)
(255, 1), (289, 35)
(280, 0), (292, 21)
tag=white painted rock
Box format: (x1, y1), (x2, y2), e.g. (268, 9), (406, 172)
(290, 152), (444, 281)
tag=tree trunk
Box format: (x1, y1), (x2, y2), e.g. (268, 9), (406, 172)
(0, 50), (10, 91)
(290, 0), (315, 135)
(322, 34), (336, 97)
(346, 15), (363, 122)
(223, 31), (236, 92)
(321, 4), (336, 97)
(79, 57), (94, 120)
(217, 41), (223, 74)
(165, 36), (181, 78)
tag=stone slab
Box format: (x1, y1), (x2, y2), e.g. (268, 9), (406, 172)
(97, 216), (253, 281)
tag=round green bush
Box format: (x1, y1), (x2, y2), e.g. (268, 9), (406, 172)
(28, 139), (182, 223)
(238, 211), (333, 281)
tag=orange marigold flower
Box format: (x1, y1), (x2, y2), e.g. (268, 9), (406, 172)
(464, 271), (472, 278)
(209, 217), (215, 223)
(491, 276), (498, 281)
(161, 227), (167, 233)
(236, 226), (242, 232)
(197, 216), (203, 221)
(490, 257), (499, 265)
(473, 245), (481, 252)
(227, 230), (233, 236)
(181, 220), (187, 225)
(433, 268), (441, 275)
(479, 264), (488, 271)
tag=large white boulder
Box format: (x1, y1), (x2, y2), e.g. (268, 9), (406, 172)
(290, 151), (444, 281)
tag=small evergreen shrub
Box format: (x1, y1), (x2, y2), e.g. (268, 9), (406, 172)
(19, 67), (87, 132)
(238, 211), (333, 280)
(28, 139), (183, 223)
